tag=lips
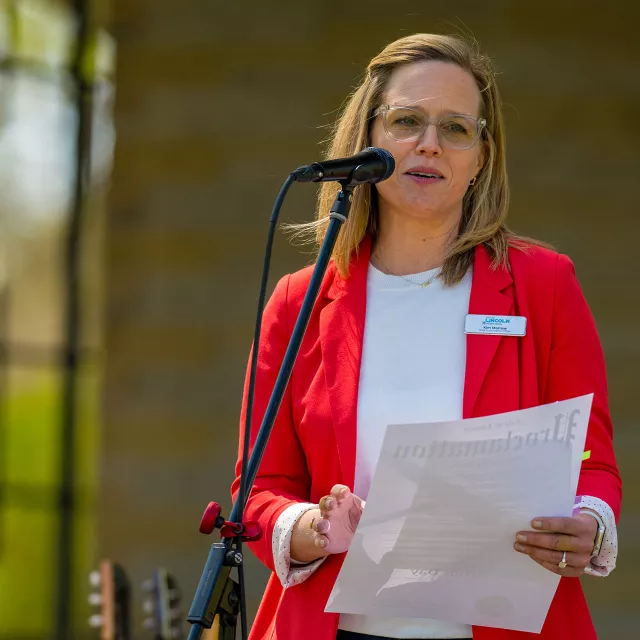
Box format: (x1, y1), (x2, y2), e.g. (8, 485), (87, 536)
(405, 166), (444, 179)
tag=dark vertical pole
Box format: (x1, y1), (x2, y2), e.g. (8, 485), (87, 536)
(55, 0), (92, 637)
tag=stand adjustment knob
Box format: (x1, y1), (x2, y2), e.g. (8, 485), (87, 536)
(198, 502), (263, 541)
(225, 551), (243, 567)
(199, 502), (225, 534)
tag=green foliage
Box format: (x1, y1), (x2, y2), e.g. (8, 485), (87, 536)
(0, 370), (99, 637)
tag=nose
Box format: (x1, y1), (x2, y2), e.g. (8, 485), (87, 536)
(416, 123), (442, 156)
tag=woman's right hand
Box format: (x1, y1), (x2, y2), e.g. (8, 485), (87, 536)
(290, 484), (365, 563)
(313, 484), (364, 554)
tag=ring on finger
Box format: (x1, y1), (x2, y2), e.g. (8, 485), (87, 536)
(558, 551), (568, 569)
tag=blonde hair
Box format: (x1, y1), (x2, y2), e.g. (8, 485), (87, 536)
(288, 33), (540, 285)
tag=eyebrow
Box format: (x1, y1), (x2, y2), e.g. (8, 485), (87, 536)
(388, 103), (480, 118)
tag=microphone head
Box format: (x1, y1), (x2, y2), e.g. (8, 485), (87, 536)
(291, 146), (396, 184)
(362, 147), (395, 183)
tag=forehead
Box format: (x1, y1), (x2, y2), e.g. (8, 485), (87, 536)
(383, 60), (481, 115)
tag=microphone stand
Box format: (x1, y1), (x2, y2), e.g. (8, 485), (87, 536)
(186, 182), (356, 640)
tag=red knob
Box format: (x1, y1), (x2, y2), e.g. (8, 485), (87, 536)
(199, 501), (222, 534)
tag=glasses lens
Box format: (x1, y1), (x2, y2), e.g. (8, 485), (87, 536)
(383, 107), (426, 141)
(437, 116), (480, 149)
(382, 108), (482, 149)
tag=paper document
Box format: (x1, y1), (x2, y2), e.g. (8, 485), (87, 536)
(325, 395), (593, 633)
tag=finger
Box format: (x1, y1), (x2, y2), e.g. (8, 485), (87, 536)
(330, 484), (351, 502)
(539, 560), (584, 578)
(313, 533), (329, 549)
(514, 543), (589, 569)
(314, 518), (330, 534)
(531, 516), (585, 536)
(516, 531), (590, 554)
(530, 555), (584, 578)
(318, 495), (336, 513)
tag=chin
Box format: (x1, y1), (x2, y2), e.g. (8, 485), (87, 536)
(401, 199), (442, 219)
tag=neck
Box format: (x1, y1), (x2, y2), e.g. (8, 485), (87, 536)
(371, 206), (461, 276)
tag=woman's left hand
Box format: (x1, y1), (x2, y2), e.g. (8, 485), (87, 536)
(514, 514), (597, 577)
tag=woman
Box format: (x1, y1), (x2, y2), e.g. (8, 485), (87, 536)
(232, 33), (621, 640)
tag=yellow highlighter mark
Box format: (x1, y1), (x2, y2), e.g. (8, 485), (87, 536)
(582, 450), (591, 461)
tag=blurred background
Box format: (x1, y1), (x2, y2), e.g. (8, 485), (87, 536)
(0, 0), (637, 638)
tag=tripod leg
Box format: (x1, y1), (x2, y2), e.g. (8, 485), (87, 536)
(237, 542), (248, 640)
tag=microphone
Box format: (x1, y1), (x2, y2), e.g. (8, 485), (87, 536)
(292, 147), (395, 185)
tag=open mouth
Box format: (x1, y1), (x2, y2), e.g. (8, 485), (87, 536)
(406, 171), (443, 179)
(405, 171), (444, 183)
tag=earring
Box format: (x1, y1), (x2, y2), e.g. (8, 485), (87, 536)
(469, 176), (477, 186)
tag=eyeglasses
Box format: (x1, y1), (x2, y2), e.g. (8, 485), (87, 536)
(375, 105), (487, 150)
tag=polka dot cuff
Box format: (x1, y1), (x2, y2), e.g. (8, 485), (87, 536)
(577, 495), (618, 577)
(273, 502), (327, 588)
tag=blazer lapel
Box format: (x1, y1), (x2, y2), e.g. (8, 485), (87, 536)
(463, 245), (515, 418)
(319, 238), (370, 490)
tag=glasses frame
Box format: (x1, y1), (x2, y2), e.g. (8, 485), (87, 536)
(375, 104), (487, 150)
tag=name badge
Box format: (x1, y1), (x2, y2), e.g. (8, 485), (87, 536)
(465, 314), (527, 337)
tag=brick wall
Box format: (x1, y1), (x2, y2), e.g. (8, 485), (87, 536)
(103, 2), (640, 636)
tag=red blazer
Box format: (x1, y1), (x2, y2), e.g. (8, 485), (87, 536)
(232, 237), (621, 640)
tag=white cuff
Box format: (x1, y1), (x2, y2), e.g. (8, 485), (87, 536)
(577, 495), (618, 577)
(272, 502), (327, 588)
